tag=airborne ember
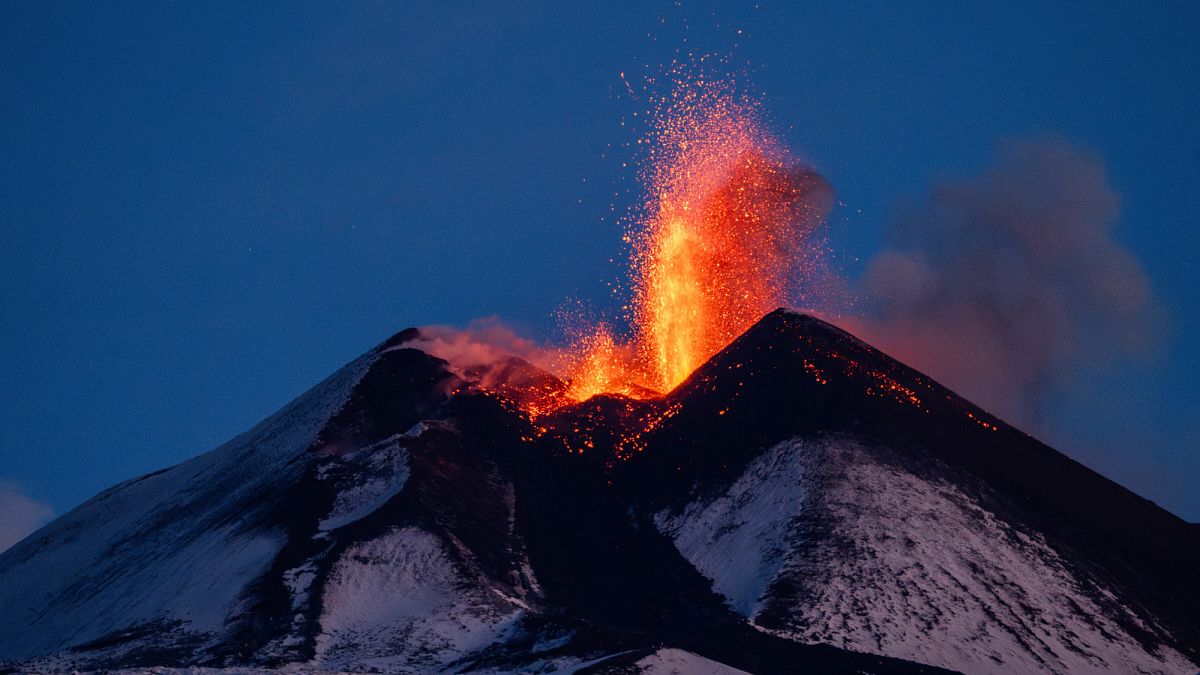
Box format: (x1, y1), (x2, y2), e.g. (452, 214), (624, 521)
(564, 75), (833, 401)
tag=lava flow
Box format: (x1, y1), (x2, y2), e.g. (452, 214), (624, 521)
(563, 77), (832, 400)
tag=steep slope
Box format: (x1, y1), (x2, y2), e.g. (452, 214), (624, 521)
(2, 310), (1196, 674)
(0, 323), (942, 675)
(619, 309), (1200, 673)
(0, 338), (379, 666)
(0, 330), (535, 671)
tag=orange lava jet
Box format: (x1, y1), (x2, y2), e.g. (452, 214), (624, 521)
(562, 323), (634, 401)
(564, 77), (832, 399)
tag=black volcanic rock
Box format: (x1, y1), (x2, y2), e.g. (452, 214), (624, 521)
(0, 310), (1196, 674)
(619, 310), (1200, 672)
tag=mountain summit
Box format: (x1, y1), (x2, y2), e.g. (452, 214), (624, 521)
(1, 310), (1196, 674)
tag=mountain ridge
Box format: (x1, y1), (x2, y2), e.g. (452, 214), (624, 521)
(1, 309), (1196, 674)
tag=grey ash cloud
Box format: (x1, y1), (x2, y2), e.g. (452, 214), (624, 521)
(854, 137), (1163, 430)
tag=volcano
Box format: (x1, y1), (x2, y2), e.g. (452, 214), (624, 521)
(1, 310), (1197, 674)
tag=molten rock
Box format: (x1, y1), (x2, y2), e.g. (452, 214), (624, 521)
(1, 310), (1197, 674)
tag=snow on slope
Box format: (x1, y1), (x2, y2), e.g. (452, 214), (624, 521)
(0, 350), (378, 664)
(653, 439), (803, 617)
(315, 526), (523, 672)
(656, 436), (1197, 674)
(316, 433), (412, 533)
(631, 648), (752, 674)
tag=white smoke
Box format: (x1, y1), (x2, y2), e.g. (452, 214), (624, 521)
(400, 316), (567, 388)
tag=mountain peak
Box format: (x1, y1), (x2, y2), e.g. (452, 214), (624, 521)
(1, 311), (1197, 673)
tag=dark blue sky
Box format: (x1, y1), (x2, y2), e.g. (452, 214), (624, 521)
(2, 2), (1197, 523)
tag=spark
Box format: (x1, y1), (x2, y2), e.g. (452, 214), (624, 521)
(564, 72), (829, 396)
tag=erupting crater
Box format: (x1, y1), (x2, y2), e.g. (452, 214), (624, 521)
(560, 77), (833, 405)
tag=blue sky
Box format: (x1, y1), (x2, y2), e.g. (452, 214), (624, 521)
(1, 1), (1197, 525)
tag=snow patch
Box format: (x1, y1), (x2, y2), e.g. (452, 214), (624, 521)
(315, 526), (522, 671)
(317, 437), (411, 532)
(655, 438), (807, 616)
(633, 648), (751, 674)
(0, 349), (376, 663)
(657, 435), (1198, 674)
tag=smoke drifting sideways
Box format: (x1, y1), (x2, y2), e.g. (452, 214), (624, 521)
(410, 74), (839, 411)
(850, 137), (1163, 431)
(0, 480), (54, 554)
(399, 134), (1162, 444)
(400, 319), (577, 414)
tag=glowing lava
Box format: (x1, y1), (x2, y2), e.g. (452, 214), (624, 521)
(565, 77), (831, 398)
(562, 323), (634, 402)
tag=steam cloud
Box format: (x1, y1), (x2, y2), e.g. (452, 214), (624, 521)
(0, 480), (53, 554)
(402, 317), (565, 391)
(853, 137), (1162, 429)
(399, 138), (1162, 439)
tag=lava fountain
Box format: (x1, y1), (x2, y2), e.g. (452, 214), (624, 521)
(565, 77), (832, 399)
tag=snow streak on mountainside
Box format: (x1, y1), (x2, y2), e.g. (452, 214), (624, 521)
(315, 526), (523, 670)
(0, 347), (377, 666)
(1, 311), (1197, 674)
(656, 436), (1196, 674)
(623, 648), (753, 674)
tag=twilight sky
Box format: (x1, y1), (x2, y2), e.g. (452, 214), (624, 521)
(1, 1), (1197, 539)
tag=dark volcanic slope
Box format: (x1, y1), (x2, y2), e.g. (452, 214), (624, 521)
(614, 309), (1200, 672)
(1, 309), (1196, 674)
(0, 320), (944, 675)
(631, 310), (1200, 600)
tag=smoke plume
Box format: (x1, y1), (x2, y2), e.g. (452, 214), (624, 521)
(400, 318), (572, 408)
(405, 318), (560, 376)
(0, 480), (53, 554)
(854, 137), (1162, 429)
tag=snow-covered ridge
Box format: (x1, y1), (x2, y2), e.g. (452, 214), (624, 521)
(657, 435), (1197, 674)
(654, 438), (804, 617)
(315, 526), (523, 672)
(630, 648), (752, 674)
(316, 434), (412, 533)
(0, 349), (379, 664)
(3, 310), (1197, 673)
